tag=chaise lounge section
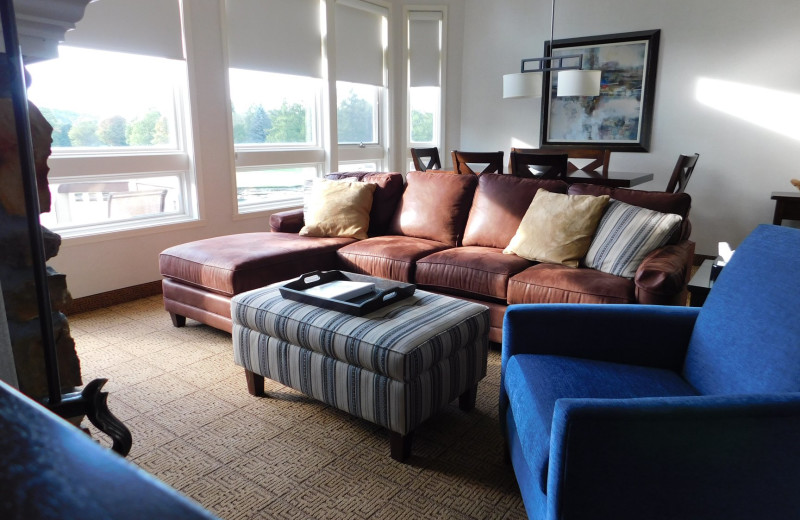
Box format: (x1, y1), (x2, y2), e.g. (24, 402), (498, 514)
(160, 170), (695, 342)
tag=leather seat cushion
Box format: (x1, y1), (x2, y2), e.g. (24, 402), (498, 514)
(415, 246), (532, 301)
(337, 235), (451, 282)
(159, 232), (355, 296)
(508, 263), (635, 304)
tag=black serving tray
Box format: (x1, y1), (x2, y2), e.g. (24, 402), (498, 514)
(279, 270), (416, 316)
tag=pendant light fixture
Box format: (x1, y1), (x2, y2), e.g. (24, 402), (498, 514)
(503, 0), (601, 98)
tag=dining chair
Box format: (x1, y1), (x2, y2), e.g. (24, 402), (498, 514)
(512, 147), (611, 176)
(508, 150), (568, 179)
(665, 153), (700, 193)
(108, 189), (168, 219)
(451, 150), (504, 175)
(410, 147), (442, 172)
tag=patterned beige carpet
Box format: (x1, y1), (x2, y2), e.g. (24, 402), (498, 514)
(70, 295), (526, 520)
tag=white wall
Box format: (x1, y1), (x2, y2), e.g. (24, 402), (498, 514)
(460, 0), (800, 255)
(49, 0), (465, 298)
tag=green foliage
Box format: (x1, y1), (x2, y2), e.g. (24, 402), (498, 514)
(68, 119), (102, 147)
(98, 116), (128, 146)
(127, 110), (169, 146)
(245, 105), (272, 143)
(411, 110), (434, 142)
(337, 90), (374, 144)
(266, 102), (307, 143)
(39, 107), (78, 147)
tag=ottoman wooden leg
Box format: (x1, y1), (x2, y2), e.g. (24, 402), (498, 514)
(245, 370), (265, 397)
(389, 431), (414, 462)
(458, 384), (478, 412)
(169, 312), (186, 328)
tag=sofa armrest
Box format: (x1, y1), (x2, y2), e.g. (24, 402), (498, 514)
(502, 304), (698, 374)
(547, 394), (800, 520)
(634, 240), (695, 305)
(269, 208), (304, 233)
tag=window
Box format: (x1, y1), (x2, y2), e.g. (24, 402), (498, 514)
(407, 9), (445, 156)
(336, 81), (379, 145)
(23, 0), (194, 238)
(226, 0), (324, 213)
(26, 46), (193, 237)
(335, 0), (389, 169)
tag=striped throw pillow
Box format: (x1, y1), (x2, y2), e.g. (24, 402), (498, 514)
(584, 200), (683, 278)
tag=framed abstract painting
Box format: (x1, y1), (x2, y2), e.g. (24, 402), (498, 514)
(540, 29), (660, 152)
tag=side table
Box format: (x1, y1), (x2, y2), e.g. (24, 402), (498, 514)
(771, 191), (800, 225)
(687, 259), (715, 307)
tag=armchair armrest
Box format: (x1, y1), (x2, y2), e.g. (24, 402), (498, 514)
(547, 394), (800, 520)
(502, 304), (699, 373)
(269, 208), (304, 233)
(634, 240), (695, 305)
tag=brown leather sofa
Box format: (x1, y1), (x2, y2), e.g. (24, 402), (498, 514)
(160, 171), (694, 343)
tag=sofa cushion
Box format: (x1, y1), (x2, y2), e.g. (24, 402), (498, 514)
(568, 184), (692, 243)
(159, 232), (355, 296)
(462, 174), (569, 249)
(504, 190), (609, 267)
(504, 354), (697, 493)
(325, 172), (405, 236)
(300, 179), (376, 239)
(387, 170), (478, 246)
(585, 200), (683, 278)
(508, 263), (634, 304)
(337, 235), (451, 283)
(415, 246), (533, 301)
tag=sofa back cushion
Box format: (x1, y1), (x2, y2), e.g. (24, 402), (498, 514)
(463, 174), (570, 248)
(387, 170), (478, 246)
(325, 172), (405, 236)
(567, 184), (692, 242)
(683, 225), (800, 394)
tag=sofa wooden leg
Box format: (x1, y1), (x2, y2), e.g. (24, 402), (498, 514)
(245, 370), (265, 397)
(389, 431), (413, 462)
(169, 312), (186, 328)
(458, 384), (478, 412)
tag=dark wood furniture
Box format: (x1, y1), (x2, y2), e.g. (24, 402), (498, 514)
(451, 150), (504, 175)
(513, 147), (611, 177)
(687, 258), (715, 307)
(771, 191), (800, 225)
(509, 150), (568, 179)
(666, 153), (700, 193)
(410, 147), (442, 171)
(563, 170), (654, 188)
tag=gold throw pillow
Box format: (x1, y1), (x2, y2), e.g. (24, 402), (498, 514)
(300, 179), (377, 239)
(503, 189), (610, 267)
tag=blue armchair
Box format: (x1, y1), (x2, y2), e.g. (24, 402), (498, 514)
(500, 224), (800, 520)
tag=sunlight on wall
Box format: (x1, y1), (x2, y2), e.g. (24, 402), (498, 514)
(510, 137), (536, 149)
(696, 78), (800, 141)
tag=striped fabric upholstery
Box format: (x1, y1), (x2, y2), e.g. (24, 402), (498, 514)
(584, 200), (683, 278)
(231, 286), (490, 435)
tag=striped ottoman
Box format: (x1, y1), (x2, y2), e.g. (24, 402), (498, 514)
(231, 284), (489, 462)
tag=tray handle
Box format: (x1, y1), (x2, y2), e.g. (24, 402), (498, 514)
(296, 271), (325, 288)
(375, 287), (400, 303)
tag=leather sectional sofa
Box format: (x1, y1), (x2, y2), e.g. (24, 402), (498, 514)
(159, 170), (695, 343)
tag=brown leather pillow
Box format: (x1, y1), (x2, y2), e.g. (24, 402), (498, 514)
(462, 174), (570, 248)
(387, 171), (478, 246)
(325, 172), (404, 236)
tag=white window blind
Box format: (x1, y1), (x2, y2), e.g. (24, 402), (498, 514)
(63, 0), (184, 60)
(408, 11), (441, 87)
(335, 0), (386, 86)
(226, 0), (322, 78)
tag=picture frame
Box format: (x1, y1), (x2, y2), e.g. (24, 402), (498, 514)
(540, 29), (660, 152)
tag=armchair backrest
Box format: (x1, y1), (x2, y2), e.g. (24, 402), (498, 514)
(683, 225), (800, 394)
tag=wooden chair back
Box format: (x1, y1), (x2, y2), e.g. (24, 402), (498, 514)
(509, 151), (568, 179)
(451, 150), (505, 175)
(410, 147), (442, 171)
(665, 153), (700, 193)
(512, 147), (611, 176)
